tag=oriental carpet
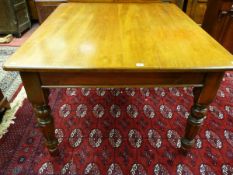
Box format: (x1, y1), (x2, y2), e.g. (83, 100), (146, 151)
(0, 46), (24, 139)
(0, 46), (21, 100)
(0, 24), (39, 138)
(0, 74), (233, 174)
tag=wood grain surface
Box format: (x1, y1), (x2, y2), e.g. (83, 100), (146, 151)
(4, 2), (233, 72)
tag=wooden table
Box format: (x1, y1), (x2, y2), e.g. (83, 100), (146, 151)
(3, 2), (233, 155)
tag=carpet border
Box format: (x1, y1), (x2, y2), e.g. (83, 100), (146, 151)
(0, 86), (26, 139)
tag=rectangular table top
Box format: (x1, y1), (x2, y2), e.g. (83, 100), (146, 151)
(4, 2), (233, 72)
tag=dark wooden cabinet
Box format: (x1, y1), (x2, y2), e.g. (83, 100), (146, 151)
(186, 0), (208, 24)
(0, 0), (31, 37)
(35, 0), (67, 24)
(27, 0), (39, 20)
(202, 0), (233, 54)
(34, 0), (209, 25)
(36, 0), (183, 24)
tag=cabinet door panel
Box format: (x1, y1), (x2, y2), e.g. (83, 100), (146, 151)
(203, 0), (233, 54)
(16, 8), (30, 25)
(187, 0), (208, 24)
(0, 1), (17, 33)
(27, 0), (38, 20)
(36, 1), (65, 23)
(221, 16), (233, 53)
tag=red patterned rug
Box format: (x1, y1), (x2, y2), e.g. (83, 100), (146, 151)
(1, 73), (233, 175)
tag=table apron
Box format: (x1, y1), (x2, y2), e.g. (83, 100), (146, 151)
(39, 72), (206, 88)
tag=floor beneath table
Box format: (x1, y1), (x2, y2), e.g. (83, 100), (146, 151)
(0, 23), (39, 47)
(1, 82), (233, 174)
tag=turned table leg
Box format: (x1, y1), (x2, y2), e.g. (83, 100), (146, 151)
(20, 72), (58, 156)
(181, 72), (224, 150)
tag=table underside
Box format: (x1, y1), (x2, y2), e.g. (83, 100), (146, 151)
(27, 71), (207, 88)
(20, 71), (224, 155)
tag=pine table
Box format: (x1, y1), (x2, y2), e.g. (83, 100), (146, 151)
(4, 2), (233, 155)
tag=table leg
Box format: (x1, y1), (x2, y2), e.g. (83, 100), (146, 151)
(181, 72), (224, 150)
(20, 72), (59, 156)
(0, 89), (11, 123)
(0, 89), (10, 109)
